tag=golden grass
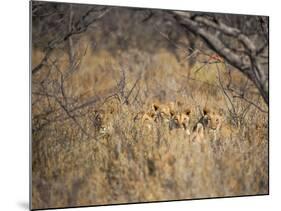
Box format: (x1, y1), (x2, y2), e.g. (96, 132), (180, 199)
(32, 48), (268, 209)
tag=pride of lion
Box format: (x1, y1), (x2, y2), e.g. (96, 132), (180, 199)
(93, 98), (224, 141)
(132, 101), (224, 141)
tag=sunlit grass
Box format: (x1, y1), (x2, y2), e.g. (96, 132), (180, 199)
(32, 48), (268, 209)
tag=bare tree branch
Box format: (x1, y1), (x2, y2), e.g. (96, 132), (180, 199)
(171, 11), (269, 105)
(32, 7), (110, 75)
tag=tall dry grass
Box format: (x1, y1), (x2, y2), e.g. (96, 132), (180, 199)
(32, 48), (268, 209)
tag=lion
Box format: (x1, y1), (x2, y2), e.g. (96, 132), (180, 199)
(191, 107), (223, 141)
(133, 102), (175, 129)
(133, 109), (157, 130)
(169, 108), (191, 135)
(140, 111), (157, 124)
(135, 101), (191, 131)
(90, 109), (114, 135)
(151, 102), (175, 123)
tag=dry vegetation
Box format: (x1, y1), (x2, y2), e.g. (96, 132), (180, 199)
(32, 49), (268, 209)
(31, 2), (268, 210)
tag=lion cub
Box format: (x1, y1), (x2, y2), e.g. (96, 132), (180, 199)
(134, 102), (175, 129)
(169, 108), (191, 135)
(192, 107), (223, 141)
(151, 102), (175, 123)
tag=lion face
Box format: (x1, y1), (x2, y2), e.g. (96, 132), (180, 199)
(91, 109), (114, 134)
(202, 107), (223, 131)
(170, 109), (191, 134)
(191, 107), (223, 141)
(152, 102), (174, 123)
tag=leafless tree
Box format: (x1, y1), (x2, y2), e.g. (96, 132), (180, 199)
(170, 11), (269, 106)
(31, 2), (112, 140)
(32, 2), (110, 75)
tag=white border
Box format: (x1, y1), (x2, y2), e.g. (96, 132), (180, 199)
(0, 0), (279, 211)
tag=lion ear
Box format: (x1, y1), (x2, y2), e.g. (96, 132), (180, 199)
(203, 107), (210, 115)
(152, 103), (160, 112)
(184, 108), (191, 116)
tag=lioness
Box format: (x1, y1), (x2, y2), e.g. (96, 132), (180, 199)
(134, 102), (175, 129)
(192, 107), (223, 141)
(140, 111), (157, 124)
(90, 109), (114, 134)
(169, 108), (191, 135)
(151, 102), (175, 123)
(133, 109), (157, 130)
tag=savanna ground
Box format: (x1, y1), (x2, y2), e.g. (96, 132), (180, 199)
(31, 2), (268, 209)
